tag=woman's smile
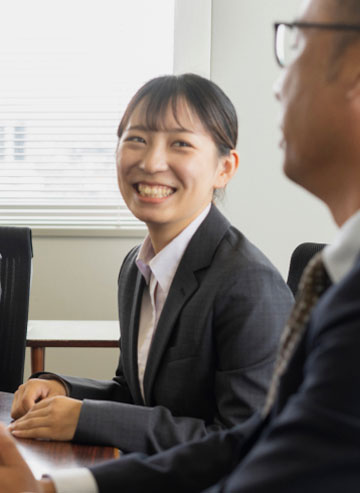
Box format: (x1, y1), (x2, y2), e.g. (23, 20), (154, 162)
(135, 182), (176, 200)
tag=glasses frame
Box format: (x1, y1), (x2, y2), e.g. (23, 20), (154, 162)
(274, 21), (360, 68)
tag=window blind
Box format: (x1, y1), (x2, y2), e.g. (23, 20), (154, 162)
(0, 96), (139, 229)
(0, 0), (174, 232)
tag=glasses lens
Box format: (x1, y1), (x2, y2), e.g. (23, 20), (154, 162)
(276, 24), (287, 66)
(276, 24), (302, 68)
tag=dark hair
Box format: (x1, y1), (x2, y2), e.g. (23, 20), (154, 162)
(117, 73), (238, 157)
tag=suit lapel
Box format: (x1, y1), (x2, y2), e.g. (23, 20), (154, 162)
(143, 265), (198, 404)
(122, 269), (145, 404)
(143, 205), (231, 405)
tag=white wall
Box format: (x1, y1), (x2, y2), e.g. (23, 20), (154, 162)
(24, 0), (338, 381)
(211, 0), (337, 277)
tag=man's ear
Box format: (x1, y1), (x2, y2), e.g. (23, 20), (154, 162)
(345, 56), (360, 102)
(347, 73), (360, 101)
(214, 150), (239, 190)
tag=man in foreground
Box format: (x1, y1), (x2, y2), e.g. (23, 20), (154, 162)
(2, 0), (360, 490)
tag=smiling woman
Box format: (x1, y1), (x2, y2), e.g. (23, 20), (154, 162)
(10, 74), (294, 456)
(116, 77), (238, 251)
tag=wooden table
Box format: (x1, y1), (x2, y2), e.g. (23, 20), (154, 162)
(0, 391), (119, 479)
(26, 320), (119, 374)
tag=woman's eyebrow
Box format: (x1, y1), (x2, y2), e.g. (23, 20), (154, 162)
(127, 124), (194, 133)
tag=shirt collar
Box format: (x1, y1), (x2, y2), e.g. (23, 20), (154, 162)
(323, 209), (360, 283)
(136, 236), (155, 285)
(136, 204), (211, 292)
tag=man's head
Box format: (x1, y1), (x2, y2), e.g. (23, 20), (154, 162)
(275, 0), (360, 226)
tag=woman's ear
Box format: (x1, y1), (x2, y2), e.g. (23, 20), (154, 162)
(214, 150), (239, 189)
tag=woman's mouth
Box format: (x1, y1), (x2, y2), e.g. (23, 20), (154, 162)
(135, 183), (176, 199)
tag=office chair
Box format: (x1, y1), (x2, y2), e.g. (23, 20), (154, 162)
(287, 242), (327, 297)
(0, 227), (33, 393)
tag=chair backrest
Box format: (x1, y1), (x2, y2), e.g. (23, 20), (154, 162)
(0, 227), (33, 392)
(287, 242), (327, 297)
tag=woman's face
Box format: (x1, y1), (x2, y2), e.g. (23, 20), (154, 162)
(116, 98), (235, 244)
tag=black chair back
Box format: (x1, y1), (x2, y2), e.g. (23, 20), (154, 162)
(287, 242), (327, 297)
(0, 227), (33, 392)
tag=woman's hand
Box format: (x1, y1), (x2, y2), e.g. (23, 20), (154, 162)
(9, 396), (82, 441)
(11, 378), (67, 420)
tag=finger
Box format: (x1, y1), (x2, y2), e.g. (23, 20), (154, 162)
(20, 395), (72, 415)
(9, 408), (51, 432)
(10, 397), (63, 433)
(14, 382), (67, 420)
(10, 388), (27, 419)
(9, 413), (53, 439)
(13, 397), (51, 421)
(0, 423), (29, 467)
(21, 385), (49, 411)
(26, 396), (54, 411)
(11, 386), (43, 420)
(12, 396), (58, 425)
(13, 396), (52, 421)
(10, 425), (53, 440)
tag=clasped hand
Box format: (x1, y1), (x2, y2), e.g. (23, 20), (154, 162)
(9, 379), (82, 441)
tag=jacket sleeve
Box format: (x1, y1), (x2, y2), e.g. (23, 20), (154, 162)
(58, 355), (134, 403)
(89, 412), (261, 493)
(31, 349), (133, 403)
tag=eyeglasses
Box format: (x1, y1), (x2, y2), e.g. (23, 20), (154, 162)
(274, 21), (360, 68)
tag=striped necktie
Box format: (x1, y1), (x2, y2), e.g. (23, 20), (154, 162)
(262, 251), (331, 417)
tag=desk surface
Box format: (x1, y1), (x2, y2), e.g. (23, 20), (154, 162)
(0, 391), (119, 479)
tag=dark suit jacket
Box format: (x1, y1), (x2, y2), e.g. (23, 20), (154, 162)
(54, 206), (293, 454)
(88, 255), (360, 492)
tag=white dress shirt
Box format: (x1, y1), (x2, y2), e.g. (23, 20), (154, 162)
(48, 204), (211, 493)
(323, 209), (360, 283)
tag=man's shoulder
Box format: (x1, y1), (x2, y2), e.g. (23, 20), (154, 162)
(309, 255), (360, 339)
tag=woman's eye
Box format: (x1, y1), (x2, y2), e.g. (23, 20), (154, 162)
(125, 136), (146, 144)
(173, 140), (191, 148)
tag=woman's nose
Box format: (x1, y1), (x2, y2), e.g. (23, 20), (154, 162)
(140, 145), (169, 173)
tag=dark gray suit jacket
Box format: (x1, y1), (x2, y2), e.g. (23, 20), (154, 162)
(52, 206), (293, 454)
(89, 256), (360, 493)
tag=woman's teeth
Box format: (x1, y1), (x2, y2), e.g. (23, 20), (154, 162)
(137, 184), (174, 198)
